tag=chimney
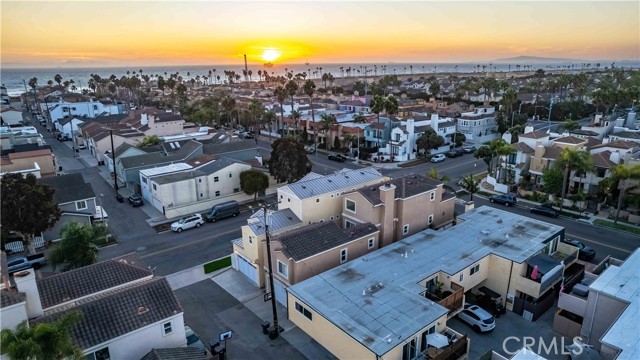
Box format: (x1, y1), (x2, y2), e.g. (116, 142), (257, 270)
(535, 144), (545, 158)
(626, 111), (636, 128)
(13, 269), (44, 318)
(140, 113), (148, 126)
(524, 125), (534, 134)
(379, 183), (396, 247)
(430, 114), (439, 133)
(483, 100), (490, 108)
(255, 153), (263, 166)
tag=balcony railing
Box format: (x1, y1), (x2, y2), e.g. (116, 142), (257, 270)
(424, 283), (464, 314)
(423, 333), (469, 360)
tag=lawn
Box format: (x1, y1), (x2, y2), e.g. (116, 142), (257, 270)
(593, 219), (640, 235)
(203, 256), (232, 274)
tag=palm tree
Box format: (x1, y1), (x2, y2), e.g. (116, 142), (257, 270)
(262, 110), (277, 141)
(247, 98), (264, 138)
(610, 164), (640, 224)
(496, 141), (516, 184)
(501, 88), (518, 125)
(274, 86), (287, 135)
(290, 110), (301, 135)
(320, 113), (336, 150)
(220, 94), (236, 127)
(369, 95), (386, 148)
(428, 167), (450, 182)
(556, 148), (592, 213)
(285, 80), (299, 132)
(0, 312), (83, 360)
(303, 79), (316, 133)
(459, 174), (480, 201)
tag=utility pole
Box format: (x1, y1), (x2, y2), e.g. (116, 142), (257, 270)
(110, 130), (119, 191)
(547, 97), (554, 130)
(263, 208), (279, 339)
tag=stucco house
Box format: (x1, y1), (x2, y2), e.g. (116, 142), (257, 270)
(456, 105), (499, 145)
(45, 99), (123, 123)
(1, 107), (24, 126)
(0, 148), (57, 178)
(55, 116), (85, 138)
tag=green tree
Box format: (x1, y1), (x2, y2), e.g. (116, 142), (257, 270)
(542, 167), (563, 196)
(474, 145), (495, 175)
(555, 148), (592, 213)
(0, 173), (60, 254)
(428, 167), (450, 182)
(262, 110), (277, 140)
(285, 80), (299, 130)
(610, 164), (640, 224)
(49, 223), (107, 272)
(495, 140), (516, 184)
(247, 98), (264, 135)
(368, 95), (398, 147)
(459, 174), (480, 200)
(428, 81), (441, 99)
(220, 94), (236, 127)
(240, 169), (270, 202)
(451, 132), (466, 148)
(137, 135), (162, 148)
(559, 119), (580, 132)
(320, 113), (336, 150)
(269, 138), (312, 183)
(416, 129), (444, 156)
(0, 312), (83, 360)
(274, 86), (287, 134)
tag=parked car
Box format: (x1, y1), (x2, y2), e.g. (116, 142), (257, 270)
(446, 149), (464, 158)
(489, 194), (517, 207)
(328, 154), (347, 162)
(562, 239), (596, 260)
(431, 154), (446, 163)
(77, 143), (87, 150)
(128, 194), (144, 207)
(304, 146), (316, 154)
(7, 254), (47, 274)
(243, 132), (254, 139)
(202, 201), (240, 223)
(185, 326), (208, 355)
(530, 204), (559, 218)
(462, 145), (477, 154)
(457, 304), (496, 333)
(171, 214), (205, 233)
(57, 134), (69, 142)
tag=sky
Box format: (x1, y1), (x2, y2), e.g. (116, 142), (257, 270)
(1, 0), (639, 68)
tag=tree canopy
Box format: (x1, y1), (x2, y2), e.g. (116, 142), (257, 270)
(416, 129), (444, 156)
(0, 173), (60, 254)
(542, 167), (563, 196)
(49, 223), (107, 272)
(136, 135), (162, 148)
(459, 174), (480, 201)
(268, 138), (312, 183)
(240, 169), (270, 201)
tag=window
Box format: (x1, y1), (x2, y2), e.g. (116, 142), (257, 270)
(430, 191), (435, 201)
(215, 191), (220, 196)
(420, 326), (436, 352)
(86, 347), (111, 360)
(163, 321), (173, 335)
(315, 198), (320, 203)
(403, 225), (409, 234)
(428, 215), (434, 225)
(280, 195), (283, 199)
(459, 273), (464, 282)
(200, 193), (203, 197)
(153, 184), (157, 190)
(368, 238), (375, 249)
(330, 216), (334, 220)
(277, 260), (288, 277)
(345, 199), (356, 212)
(214, 176), (219, 182)
(229, 173), (233, 178)
(248, 236), (253, 244)
(288, 198), (291, 203)
(142, 177), (147, 184)
(402, 338), (417, 360)
(340, 249), (348, 263)
(234, 188), (240, 193)
(75, 200), (87, 210)
(295, 302), (313, 320)
(345, 220), (356, 229)
(470, 264), (480, 275)
(198, 179), (202, 183)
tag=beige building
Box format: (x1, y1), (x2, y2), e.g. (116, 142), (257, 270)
(266, 221), (379, 307)
(277, 167), (389, 224)
(288, 207), (578, 360)
(0, 148), (57, 177)
(341, 174), (455, 247)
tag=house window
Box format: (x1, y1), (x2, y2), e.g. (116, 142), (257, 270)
(330, 216), (334, 220)
(345, 220), (356, 228)
(280, 195), (283, 199)
(212, 176), (220, 183)
(368, 238), (375, 249)
(315, 198), (320, 203)
(153, 184), (157, 190)
(345, 199), (356, 212)
(402, 337), (417, 360)
(86, 347), (110, 360)
(277, 260), (288, 278)
(229, 173), (233, 178)
(420, 326), (436, 352)
(75, 200), (87, 210)
(288, 198), (291, 202)
(142, 177), (147, 184)
(428, 215), (434, 225)
(295, 302), (313, 321)
(215, 191), (220, 196)
(430, 192), (435, 201)
(234, 188), (240, 193)
(198, 179), (202, 183)
(340, 248), (348, 263)
(459, 273), (464, 282)
(403, 225), (409, 234)
(163, 321), (173, 336)
(248, 236), (253, 244)
(470, 264), (480, 275)
(200, 193), (203, 197)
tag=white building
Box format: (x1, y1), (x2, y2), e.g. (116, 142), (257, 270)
(457, 106), (499, 145)
(378, 114), (456, 162)
(55, 116), (85, 138)
(139, 163), (194, 204)
(44, 99), (122, 123)
(1, 107), (24, 126)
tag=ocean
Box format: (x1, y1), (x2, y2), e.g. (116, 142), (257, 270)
(2, 61), (638, 97)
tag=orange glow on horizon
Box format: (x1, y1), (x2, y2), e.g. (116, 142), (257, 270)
(261, 48), (281, 62)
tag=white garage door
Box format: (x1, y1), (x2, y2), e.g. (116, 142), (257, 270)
(273, 279), (288, 308)
(235, 254), (258, 286)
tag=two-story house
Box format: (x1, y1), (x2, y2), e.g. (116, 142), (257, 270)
(0, 148), (57, 178)
(0, 254), (186, 360)
(266, 221), (379, 307)
(456, 105), (499, 145)
(341, 174), (455, 247)
(276, 167), (389, 224)
(364, 117), (398, 149)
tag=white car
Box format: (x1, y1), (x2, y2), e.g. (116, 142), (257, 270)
(185, 326), (208, 355)
(457, 304), (495, 333)
(171, 214), (204, 232)
(77, 143), (87, 150)
(431, 154), (446, 163)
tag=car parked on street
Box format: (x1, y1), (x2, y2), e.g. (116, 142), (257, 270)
(530, 204), (559, 218)
(562, 238), (596, 260)
(446, 149), (464, 158)
(463, 145), (477, 154)
(202, 201), (240, 223)
(304, 146), (316, 154)
(128, 194), (144, 207)
(171, 214), (205, 233)
(77, 143), (87, 150)
(185, 326), (208, 355)
(457, 304), (496, 333)
(328, 154), (347, 162)
(489, 194), (517, 207)
(7, 254), (47, 274)
(431, 154), (446, 163)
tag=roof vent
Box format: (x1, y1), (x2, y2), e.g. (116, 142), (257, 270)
(345, 175), (349, 179)
(328, 179), (332, 182)
(138, 306), (149, 315)
(301, 186), (306, 189)
(497, 219), (503, 223)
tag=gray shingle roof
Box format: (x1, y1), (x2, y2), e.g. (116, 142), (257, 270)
(248, 208), (302, 236)
(120, 140), (202, 169)
(202, 140), (257, 157)
(356, 174), (440, 205)
(284, 167), (385, 200)
(1, 289), (26, 308)
(152, 170), (205, 185)
(519, 129), (549, 139)
(141, 348), (208, 360)
(276, 221), (378, 261)
(33, 277), (182, 350)
(37, 253), (152, 309)
(38, 173), (95, 205)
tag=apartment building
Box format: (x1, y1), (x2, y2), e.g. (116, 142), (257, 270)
(456, 106), (498, 145)
(288, 206), (578, 360)
(341, 174), (455, 247)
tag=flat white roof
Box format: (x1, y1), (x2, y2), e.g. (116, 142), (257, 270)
(138, 163), (192, 177)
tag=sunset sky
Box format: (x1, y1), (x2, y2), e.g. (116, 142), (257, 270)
(1, 0), (638, 68)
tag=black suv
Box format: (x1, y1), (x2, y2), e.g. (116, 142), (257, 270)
(562, 239), (596, 260)
(328, 154), (347, 162)
(489, 194), (517, 207)
(128, 194), (144, 207)
(446, 149), (464, 158)
(530, 204), (559, 218)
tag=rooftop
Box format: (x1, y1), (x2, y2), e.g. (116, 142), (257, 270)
(519, 130), (549, 139)
(552, 136), (586, 145)
(139, 163), (193, 177)
(356, 174), (441, 206)
(247, 208), (302, 237)
(288, 206), (563, 356)
(141, 348), (208, 360)
(282, 167), (386, 200)
(38, 173), (95, 204)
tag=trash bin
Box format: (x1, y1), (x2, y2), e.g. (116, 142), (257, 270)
(261, 321), (270, 335)
(269, 329), (279, 340)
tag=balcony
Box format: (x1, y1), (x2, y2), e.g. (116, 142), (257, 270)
(424, 282), (464, 315)
(422, 328), (469, 360)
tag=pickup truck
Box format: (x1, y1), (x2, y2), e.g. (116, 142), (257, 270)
(7, 254), (47, 274)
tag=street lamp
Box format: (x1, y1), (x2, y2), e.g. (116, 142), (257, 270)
(263, 206), (280, 339)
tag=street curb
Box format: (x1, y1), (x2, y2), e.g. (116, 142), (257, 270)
(591, 221), (640, 237)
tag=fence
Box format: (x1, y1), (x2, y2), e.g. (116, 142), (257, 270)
(4, 235), (45, 254)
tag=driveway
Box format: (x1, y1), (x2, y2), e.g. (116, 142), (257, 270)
(174, 279), (307, 360)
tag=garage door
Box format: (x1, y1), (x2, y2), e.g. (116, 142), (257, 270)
(273, 279), (288, 308)
(235, 254), (258, 286)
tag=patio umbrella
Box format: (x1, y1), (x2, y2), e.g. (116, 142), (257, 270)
(426, 333), (449, 349)
(530, 265), (539, 280)
(565, 342), (603, 360)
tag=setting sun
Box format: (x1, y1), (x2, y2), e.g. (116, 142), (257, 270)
(261, 48), (281, 62)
